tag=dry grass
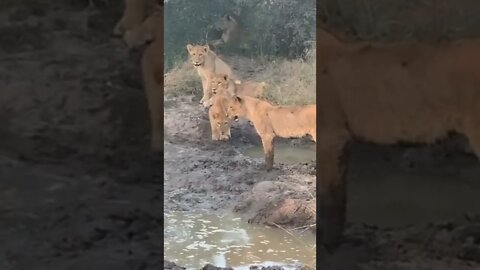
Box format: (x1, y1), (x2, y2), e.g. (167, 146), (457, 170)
(164, 44), (316, 106)
(164, 60), (202, 98)
(254, 45), (316, 106)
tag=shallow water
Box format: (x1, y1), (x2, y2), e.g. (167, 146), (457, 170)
(240, 143), (316, 165)
(164, 212), (316, 270)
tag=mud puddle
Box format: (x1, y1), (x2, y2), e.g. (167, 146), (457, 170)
(164, 211), (316, 269)
(240, 143), (316, 165)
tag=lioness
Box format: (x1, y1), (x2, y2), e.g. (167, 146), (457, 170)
(223, 95), (316, 171)
(186, 44), (238, 107)
(205, 73), (266, 107)
(113, 0), (163, 151)
(316, 23), (480, 251)
(208, 94), (232, 141)
(139, 3), (163, 152)
(209, 14), (242, 49)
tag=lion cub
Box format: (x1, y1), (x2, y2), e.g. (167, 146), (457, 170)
(224, 95), (316, 171)
(186, 44), (238, 107)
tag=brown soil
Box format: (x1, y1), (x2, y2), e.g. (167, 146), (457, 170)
(163, 93), (317, 228)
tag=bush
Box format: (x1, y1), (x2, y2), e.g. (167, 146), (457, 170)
(164, 0), (315, 71)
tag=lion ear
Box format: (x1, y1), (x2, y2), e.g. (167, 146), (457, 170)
(223, 74), (228, 81)
(203, 45), (210, 53)
(234, 95), (242, 103)
(227, 15), (235, 22)
(186, 44), (193, 52)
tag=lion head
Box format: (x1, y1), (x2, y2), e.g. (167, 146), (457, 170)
(209, 95), (232, 140)
(225, 95), (244, 122)
(186, 44), (210, 67)
(214, 15), (238, 31)
(209, 73), (230, 95)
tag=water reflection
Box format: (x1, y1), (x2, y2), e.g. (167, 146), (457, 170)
(241, 144), (316, 165)
(164, 212), (316, 269)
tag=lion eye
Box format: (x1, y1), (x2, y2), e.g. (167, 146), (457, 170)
(192, 53), (196, 56)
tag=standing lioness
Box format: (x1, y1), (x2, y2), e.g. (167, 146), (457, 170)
(139, 5), (163, 152)
(186, 44), (237, 107)
(112, 0), (163, 152)
(223, 95), (316, 171)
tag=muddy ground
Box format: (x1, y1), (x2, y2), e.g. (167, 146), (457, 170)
(1, 1), (480, 269)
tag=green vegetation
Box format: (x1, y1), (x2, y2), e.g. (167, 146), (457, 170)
(164, 0), (315, 71)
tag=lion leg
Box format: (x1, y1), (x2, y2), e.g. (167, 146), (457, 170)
(260, 134), (275, 171)
(200, 77), (212, 107)
(318, 130), (351, 251)
(209, 113), (220, 141)
(142, 50), (163, 153)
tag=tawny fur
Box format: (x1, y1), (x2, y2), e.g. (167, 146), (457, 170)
(113, 0), (162, 151)
(316, 23), (480, 250)
(225, 95), (316, 171)
(208, 94), (232, 141)
(113, 0), (157, 47)
(139, 4), (163, 152)
(209, 15), (242, 48)
(123, 5), (161, 48)
(205, 73), (266, 107)
(186, 44), (238, 107)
